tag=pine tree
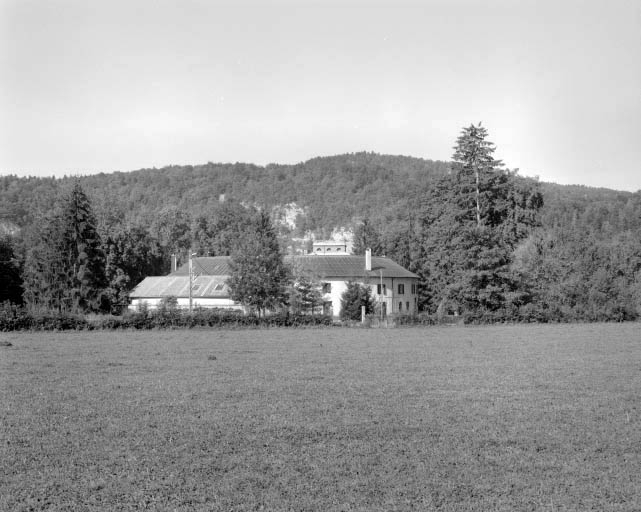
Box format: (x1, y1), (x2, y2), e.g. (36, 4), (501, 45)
(22, 183), (106, 313)
(340, 281), (374, 321)
(0, 236), (23, 304)
(23, 212), (70, 311)
(451, 123), (505, 228)
(61, 182), (106, 311)
(288, 275), (323, 314)
(352, 218), (384, 255)
(416, 123), (543, 315)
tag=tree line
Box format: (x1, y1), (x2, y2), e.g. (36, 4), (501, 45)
(2, 123), (641, 322)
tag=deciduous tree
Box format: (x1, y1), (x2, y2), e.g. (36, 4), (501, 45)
(227, 211), (291, 316)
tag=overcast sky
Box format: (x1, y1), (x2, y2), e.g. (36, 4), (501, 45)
(1, 0), (640, 191)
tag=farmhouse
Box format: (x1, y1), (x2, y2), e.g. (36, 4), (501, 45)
(129, 252), (419, 317)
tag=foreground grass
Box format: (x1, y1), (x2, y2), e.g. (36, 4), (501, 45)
(1, 324), (640, 511)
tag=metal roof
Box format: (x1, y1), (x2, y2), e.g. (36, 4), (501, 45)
(173, 256), (233, 276)
(129, 275), (231, 298)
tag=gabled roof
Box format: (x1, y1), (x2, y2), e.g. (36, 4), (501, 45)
(287, 255), (418, 279)
(176, 255), (417, 279)
(129, 275), (230, 298)
(173, 256), (233, 276)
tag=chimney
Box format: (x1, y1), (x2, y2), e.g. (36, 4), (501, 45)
(171, 254), (177, 273)
(365, 248), (372, 271)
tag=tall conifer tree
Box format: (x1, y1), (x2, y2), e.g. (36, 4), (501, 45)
(23, 182), (105, 312)
(417, 123), (542, 315)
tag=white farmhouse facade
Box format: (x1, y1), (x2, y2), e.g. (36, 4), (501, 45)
(129, 254), (419, 317)
(290, 254), (419, 317)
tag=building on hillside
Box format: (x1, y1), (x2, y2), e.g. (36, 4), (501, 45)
(129, 254), (419, 317)
(311, 240), (350, 255)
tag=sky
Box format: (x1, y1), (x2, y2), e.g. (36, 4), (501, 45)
(1, 0), (640, 191)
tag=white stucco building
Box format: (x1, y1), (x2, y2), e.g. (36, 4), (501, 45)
(290, 254), (419, 316)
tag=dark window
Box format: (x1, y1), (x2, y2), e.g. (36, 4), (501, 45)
(411, 283), (416, 294)
(406, 301), (410, 311)
(377, 283), (386, 295)
(398, 284), (404, 295)
(322, 282), (331, 294)
(399, 302), (403, 311)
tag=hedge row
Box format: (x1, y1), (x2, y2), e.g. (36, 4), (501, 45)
(0, 304), (333, 331)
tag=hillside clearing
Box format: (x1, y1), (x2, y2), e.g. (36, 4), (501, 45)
(1, 324), (640, 511)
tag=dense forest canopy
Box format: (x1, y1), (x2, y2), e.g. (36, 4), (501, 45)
(1, 152), (638, 237)
(1, 145), (641, 322)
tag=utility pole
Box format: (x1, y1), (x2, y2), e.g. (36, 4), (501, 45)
(380, 268), (384, 321)
(189, 251), (197, 313)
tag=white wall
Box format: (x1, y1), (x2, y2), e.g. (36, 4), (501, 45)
(129, 297), (244, 312)
(322, 277), (418, 317)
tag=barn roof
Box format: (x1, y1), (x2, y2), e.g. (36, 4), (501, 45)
(129, 275), (230, 298)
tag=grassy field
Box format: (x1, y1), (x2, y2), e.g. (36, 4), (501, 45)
(1, 324), (640, 511)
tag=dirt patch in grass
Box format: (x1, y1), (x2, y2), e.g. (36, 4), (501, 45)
(1, 324), (640, 511)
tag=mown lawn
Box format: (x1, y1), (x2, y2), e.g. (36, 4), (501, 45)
(1, 324), (640, 511)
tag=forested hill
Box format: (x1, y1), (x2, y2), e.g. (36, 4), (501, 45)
(0, 152), (449, 233)
(1, 151), (640, 238)
(3, 147), (641, 322)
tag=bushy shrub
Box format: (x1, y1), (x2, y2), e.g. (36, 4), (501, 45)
(0, 303), (89, 331)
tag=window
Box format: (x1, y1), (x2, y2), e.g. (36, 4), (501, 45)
(214, 283), (225, 291)
(399, 302), (403, 312)
(411, 283), (416, 294)
(398, 284), (405, 295)
(316, 247), (322, 252)
(406, 301), (410, 311)
(322, 282), (331, 294)
(377, 283), (386, 295)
